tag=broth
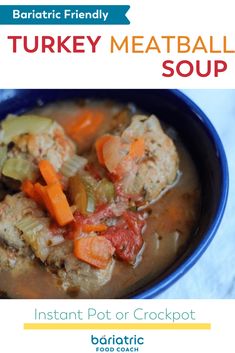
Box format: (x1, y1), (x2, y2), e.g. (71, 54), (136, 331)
(0, 99), (201, 298)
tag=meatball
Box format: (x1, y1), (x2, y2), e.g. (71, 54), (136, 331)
(0, 192), (114, 293)
(121, 115), (179, 201)
(103, 115), (179, 202)
(47, 240), (114, 295)
(0, 192), (64, 260)
(6, 121), (76, 171)
(0, 192), (43, 253)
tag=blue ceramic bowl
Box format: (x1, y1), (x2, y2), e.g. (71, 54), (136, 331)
(0, 89), (229, 299)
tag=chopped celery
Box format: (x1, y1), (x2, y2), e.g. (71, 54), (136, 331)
(2, 115), (52, 143)
(2, 158), (37, 182)
(95, 178), (115, 204)
(16, 216), (52, 262)
(60, 155), (87, 178)
(68, 173), (95, 215)
(16, 216), (47, 236)
(85, 181), (96, 213)
(0, 146), (7, 172)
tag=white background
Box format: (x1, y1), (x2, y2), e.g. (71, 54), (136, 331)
(1, 300), (234, 353)
(1, 0), (235, 88)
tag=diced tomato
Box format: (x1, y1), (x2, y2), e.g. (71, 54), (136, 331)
(67, 206), (114, 239)
(102, 211), (145, 264)
(122, 211), (146, 236)
(85, 163), (102, 181)
(102, 226), (143, 264)
(85, 205), (114, 224)
(73, 211), (86, 223)
(68, 206), (145, 264)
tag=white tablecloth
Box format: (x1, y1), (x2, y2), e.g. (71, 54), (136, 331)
(156, 89), (235, 299)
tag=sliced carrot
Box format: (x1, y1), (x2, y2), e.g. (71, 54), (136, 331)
(66, 110), (105, 144)
(21, 179), (43, 205)
(34, 182), (46, 201)
(34, 182), (55, 218)
(38, 160), (61, 187)
(45, 183), (74, 226)
(21, 179), (36, 199)
(23, 180), (73, 226)
(74, 236), (114, 269)
(129, 138), (145, 159)
(95, 134), (114, 165)
(82, 224), (108, 233)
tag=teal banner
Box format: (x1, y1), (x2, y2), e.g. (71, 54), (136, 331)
(0, 5), (130, 25)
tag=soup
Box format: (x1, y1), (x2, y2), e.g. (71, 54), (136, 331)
(0, 99), (201, 298)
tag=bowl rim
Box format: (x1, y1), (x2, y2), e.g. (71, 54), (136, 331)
(131, 89), (229, 299)
(0, 89), (229, 299)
